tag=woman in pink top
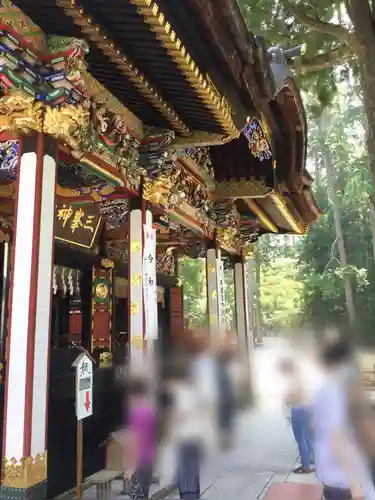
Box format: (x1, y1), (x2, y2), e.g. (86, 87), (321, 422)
(124, 377), (156, 500)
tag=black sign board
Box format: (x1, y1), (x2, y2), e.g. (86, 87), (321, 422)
(55, 203), (102, 249)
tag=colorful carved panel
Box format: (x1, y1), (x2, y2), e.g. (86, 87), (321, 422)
(91, 265), (113, 350)
(0, 139), (18, 181)
(243, 118), (272, 162)
(156, 249), (176, 277)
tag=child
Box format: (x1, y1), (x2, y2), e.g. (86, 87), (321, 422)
(124, 377), (156, 500)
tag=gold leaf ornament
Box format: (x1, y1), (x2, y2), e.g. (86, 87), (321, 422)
(209, 314), (217, 325)
(131, 274), (142, 285)
(0, 90), (43, 135)
(131, 335), (143, 349)
(130, 302), (140, 315)
(131, 241), (142, 253)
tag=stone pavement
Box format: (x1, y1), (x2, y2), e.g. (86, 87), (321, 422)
(79, 337), (321, 500)
(162, 337), (321, 500)
(163, 407), (319, 500)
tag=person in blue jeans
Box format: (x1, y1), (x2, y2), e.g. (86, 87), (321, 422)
(279, 358), (313, 474)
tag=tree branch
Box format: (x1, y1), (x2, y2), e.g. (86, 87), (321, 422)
(295, 44), (355, 74)
(281, 0), (357, 47)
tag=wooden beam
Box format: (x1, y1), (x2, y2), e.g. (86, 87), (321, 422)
(244, 198), (278, 233)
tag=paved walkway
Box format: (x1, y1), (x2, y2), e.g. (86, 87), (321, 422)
(162, 337), (321, 500)
(80, 337), (321, 500)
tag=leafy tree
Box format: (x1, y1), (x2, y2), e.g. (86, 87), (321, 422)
(178, 258), (236, 330)
(260, 256), (303, 332)
(296, 85), (374, 341)
(237, 0), (375, 194)
(178, 257), (207, 328)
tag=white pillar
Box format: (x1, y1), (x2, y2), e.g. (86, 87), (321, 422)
(245, 259), (256, 350)
(129, 208), (144, 368)
(234, 261), (247, 354)
(2, 134), (56, 495)
(128, 207), (156, 372)
(206, 248), (219, 336)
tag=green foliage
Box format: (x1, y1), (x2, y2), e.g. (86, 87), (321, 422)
(178, 258), (236, 330)
(178, 258), (207, 328)
(260, 255), (303, 331)
(295, 84), (375, 341)
(237, 0), (350, 106)
(254, 81), (375, 343)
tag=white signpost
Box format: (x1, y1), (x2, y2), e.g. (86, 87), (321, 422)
(75, 353), (93, 420)
(72, 351), (94, 500)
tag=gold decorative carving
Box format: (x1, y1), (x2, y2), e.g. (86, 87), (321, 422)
(95, 282), (109, 300)
(0, 90), (43, 135)
(130, 302), (140, 315)
(176, 278), (183, 288)
(217, 227), (243, 254)
(101, 258), (115, 269)
(131, 241), (141, 253)
(2, 452), (47, 489)
(99, 351), (113, 368)
(142, 175), (182, 209)
(214, 180), (271, 200)
(43, 103), (90, 158)
(131, 335), (143, 348)
(244, 243), (256, 260)
(172, 132), (234, 148)
(209, 314), (217, 325)
(131, 274), (142, 286)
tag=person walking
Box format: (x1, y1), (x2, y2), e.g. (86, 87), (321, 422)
(312, 339), (375, 500)
(279, 357), (314, 474)
(123, 377), (156, 500)
(165, 361), (202, 500)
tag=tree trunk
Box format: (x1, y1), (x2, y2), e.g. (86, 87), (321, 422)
(321, 123), (356, 327)
(346, 0), (375, 193)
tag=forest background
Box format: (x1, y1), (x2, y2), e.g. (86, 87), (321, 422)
(179, 0), (375, 342)
(179, 85), (375, 343)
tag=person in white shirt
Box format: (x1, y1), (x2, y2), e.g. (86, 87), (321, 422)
(165, 360), (211, 500)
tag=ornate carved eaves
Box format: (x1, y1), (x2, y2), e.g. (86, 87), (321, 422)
(56, 0), (191, 137)
(129, 0), (239, 137)
(214, 179), (271, 200)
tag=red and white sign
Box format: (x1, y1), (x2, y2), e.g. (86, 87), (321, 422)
(73, 353), (93, 420)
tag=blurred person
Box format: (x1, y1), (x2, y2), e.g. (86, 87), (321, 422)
(313, 340), (375, 500)
(190, 335), (219, 448)
(279, 357), (314, 473)
(124, 377), (156, 500)
(216, 336), (236, 449)
(164, 360), (206, 500)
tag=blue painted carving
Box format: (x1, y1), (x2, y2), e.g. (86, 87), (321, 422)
(0, 139), (18, 181)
